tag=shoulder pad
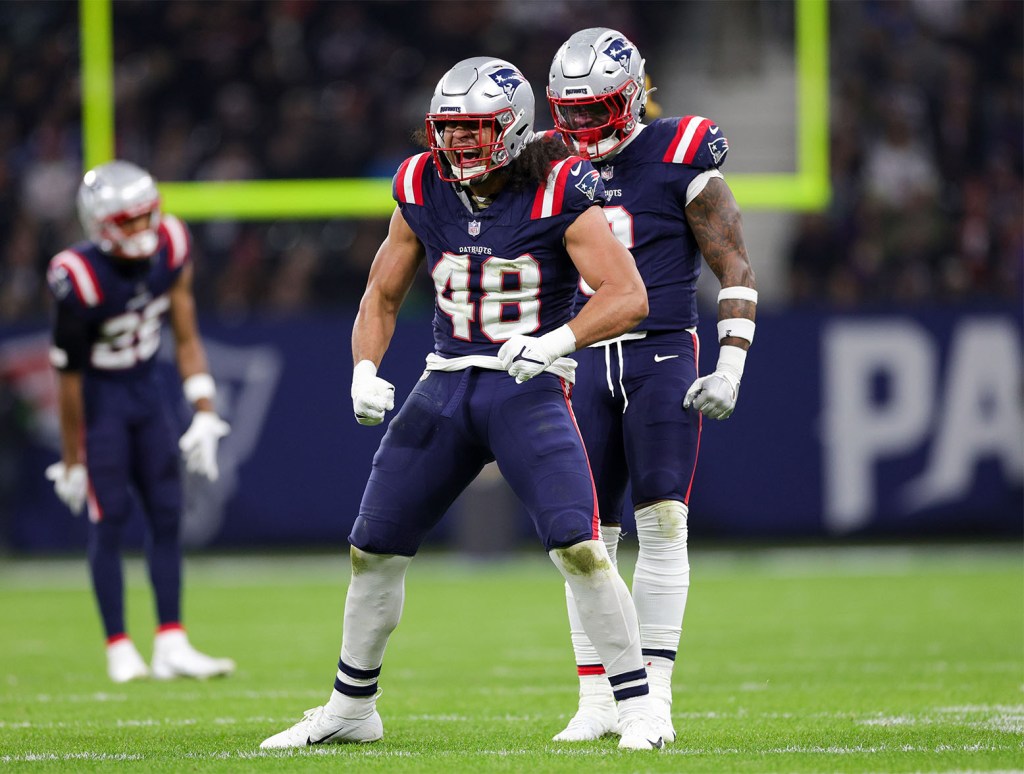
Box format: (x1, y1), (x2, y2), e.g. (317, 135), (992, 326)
(662, 115), (729, 168)
(159, 214), (191, 270)
(47, 249), (103, 307)
(393, 153), (432, 206)
(531, 156), (603, 219)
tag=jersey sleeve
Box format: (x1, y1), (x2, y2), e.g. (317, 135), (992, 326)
(159, 214), (192, 276)
(46, 249), (103, 311)
(392, 153), (432, 207)
(529, 156), (605, 220)
(50, 302), (91, 372)
(661, 115), (729, 170)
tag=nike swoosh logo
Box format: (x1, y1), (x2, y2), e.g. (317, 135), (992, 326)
(308, 732), (338, 745)
(654, 354), (679, 362)
(709, 126), (720, 134)
(649, 737), (665, 749)
(570, 162), (582, 175)
(512, 347), (544, 366)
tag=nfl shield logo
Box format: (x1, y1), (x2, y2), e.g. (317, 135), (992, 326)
(468, 220), (481, 236)
(600, 166), (614, 181)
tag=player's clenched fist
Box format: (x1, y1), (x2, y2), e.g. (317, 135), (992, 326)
(497, 325), (577, 384)
(351, 360), (395, 426)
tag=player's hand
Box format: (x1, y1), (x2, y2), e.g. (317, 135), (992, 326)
(45, 462), (88, 516)
(683, 370), (740, 420)
(498, 326), (576, 384)
(179, 411), (230, 481)
(351, 360), (395, 426)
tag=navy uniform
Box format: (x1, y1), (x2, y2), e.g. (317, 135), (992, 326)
(47, 215), (191, 637)
(351, 152), (607, 556)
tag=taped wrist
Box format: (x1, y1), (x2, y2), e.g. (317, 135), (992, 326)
(539, 324), (577, 358)
(352, 360), (377, 383)
(183, 373), (216, 404)
(715, 345), (746, 385)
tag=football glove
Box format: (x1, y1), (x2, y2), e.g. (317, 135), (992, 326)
(45, 462), (88, 516)
(351, 360), (395, 426)
(179, 411), (230, 481)
(683, 345), (746, 420)
(497, 325), (576, 384)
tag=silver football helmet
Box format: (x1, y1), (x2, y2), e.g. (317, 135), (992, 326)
(426, 57), (535, 185)
(77, 160), (161, 258)
(548, 28), (648, 161)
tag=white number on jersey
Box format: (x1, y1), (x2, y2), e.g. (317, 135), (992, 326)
(432, 252), (542, 342)
(91, 296), (170, 369)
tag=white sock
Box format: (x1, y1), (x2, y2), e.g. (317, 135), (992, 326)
(550, 540), (646, 700)
(564, 525), (622, 674)
(327, 547), (411, 717)
(632, 500), (689, 673)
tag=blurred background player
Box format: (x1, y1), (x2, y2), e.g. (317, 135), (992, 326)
(45, 160), (235, 683)
(546, 28), (757, 742)
(261, 56), (665, 751)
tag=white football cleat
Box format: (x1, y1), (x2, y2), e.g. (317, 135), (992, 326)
(106, 638), (150, 683)
(553, 674), (619, 741)
(151, 629), (235, 680)
(617, 713), (665, 750)
(260, 705), (384, 749)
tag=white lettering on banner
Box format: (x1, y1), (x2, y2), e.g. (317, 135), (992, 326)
(822, 317), (1024, 533)
(903, 319), (1024, 509)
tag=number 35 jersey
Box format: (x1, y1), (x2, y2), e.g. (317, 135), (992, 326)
(393, 152), (606, 358)
(46, 215), (191, 375)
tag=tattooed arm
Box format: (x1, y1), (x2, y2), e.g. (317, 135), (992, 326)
(686, 176), (757, 350)
(683, 176), (757, 419)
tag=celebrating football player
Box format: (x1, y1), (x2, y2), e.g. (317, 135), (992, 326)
(261, 57), (666, 751)
(46, 161), (235, 683)
(546, 29), (758, 743)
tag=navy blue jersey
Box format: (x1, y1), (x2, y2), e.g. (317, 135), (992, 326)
(575, 116), (729, 331)
(393, 152), (606, 358)
(46, 215), (191, 375)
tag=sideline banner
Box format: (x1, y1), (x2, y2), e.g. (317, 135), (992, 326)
(1, 305), (1019, 552)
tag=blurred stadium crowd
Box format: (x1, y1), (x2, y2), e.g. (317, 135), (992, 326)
(0, 0), (1020, 323)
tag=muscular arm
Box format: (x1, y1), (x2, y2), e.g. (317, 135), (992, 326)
(55, 370), (85, 467)
(564, 206), (648, 347)
(168, 262), (214, 412)
(686, 176), (756, 349)
(352, 207), (426, 367)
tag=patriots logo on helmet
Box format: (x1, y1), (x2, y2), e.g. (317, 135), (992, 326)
(603, 38), (633, 70)
(489, 68), (524, 103)
(574, 169), (600, 201)
(708, 136), (729, 165)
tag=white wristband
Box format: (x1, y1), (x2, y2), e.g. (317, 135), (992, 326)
(183, 373), (216, 404)
(718, 286), (758, 304)
(717, 317), (756, 344)
(353, 360), (377, 380)
(716, 344), (747, 382)
(540, 324), (577, 358)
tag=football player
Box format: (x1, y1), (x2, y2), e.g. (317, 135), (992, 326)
(46, 160), (235, 683)
(261, 57), (665, 751)
(546, 29), (758, 742)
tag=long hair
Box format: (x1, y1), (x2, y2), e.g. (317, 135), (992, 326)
(411, 128), (570, 191)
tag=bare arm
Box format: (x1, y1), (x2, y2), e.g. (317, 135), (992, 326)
(686, 176), (756, 349)
(55, 370), (85, 467)
(563, 206), (648, 347)
(352, 207), (426, 367)
(167, 262), (214, 412)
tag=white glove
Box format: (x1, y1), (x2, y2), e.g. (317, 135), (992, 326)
(351, 360), (395, 426)
(178, 411), (230, 481)
(683, 345), (746, 420)
(497, 325), (576, 384)
(45, 462), (88, 516)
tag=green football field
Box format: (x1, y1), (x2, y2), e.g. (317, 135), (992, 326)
(1, 544), (1021, 772)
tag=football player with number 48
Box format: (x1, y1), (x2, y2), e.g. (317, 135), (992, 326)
(45, 160), (234, 684)
(546, 29), (758, 743)
(261, 56), (668, 752)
